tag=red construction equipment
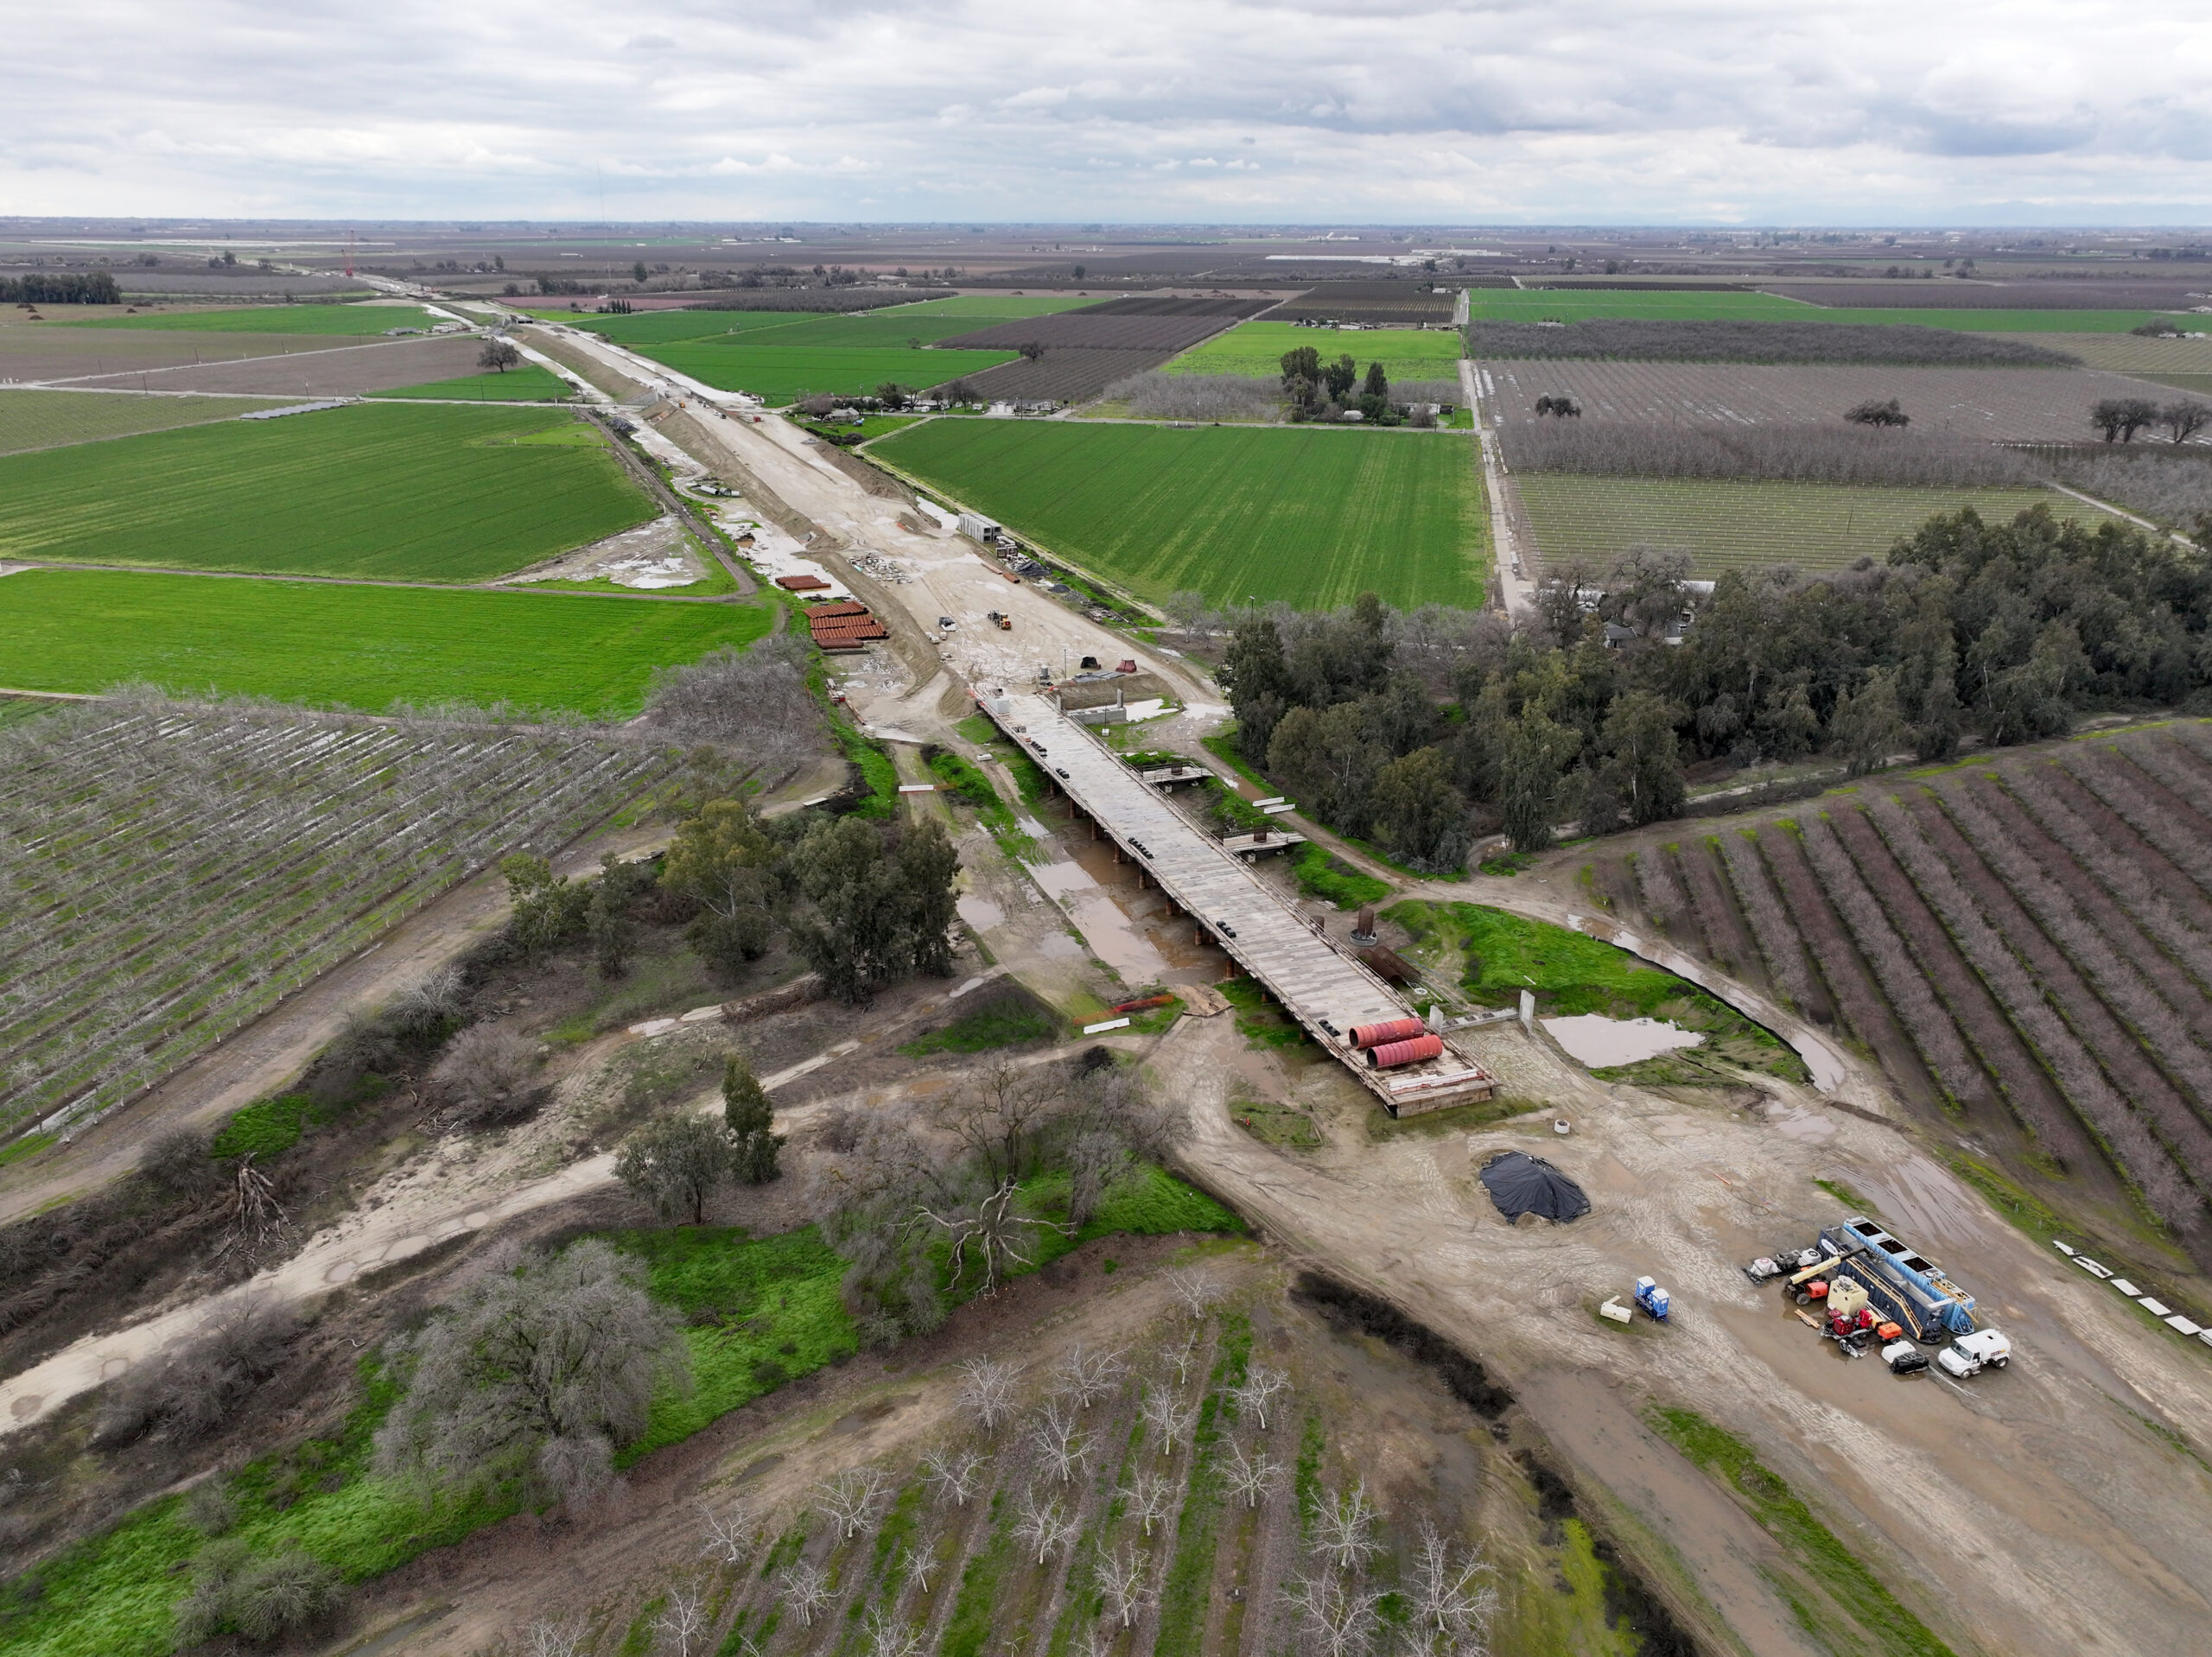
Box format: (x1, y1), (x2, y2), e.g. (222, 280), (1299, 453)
(1366, 1033), (1445, 1070)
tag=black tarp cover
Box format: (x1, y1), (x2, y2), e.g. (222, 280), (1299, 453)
(1478, 1151), (1592, 1223)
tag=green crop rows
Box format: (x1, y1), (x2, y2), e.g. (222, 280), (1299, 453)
(1465, 289), (2167, 333)
(0, 390), (294, 456)
(60, 303), (442, 335)
(555, 295), (1102, 403)
(364, 365), (573, 402)
(1514, 474), (2110, 575)
(1166, 319), (1465, 381)
(0, 568), (768, 714)
(873, 419), (1487, 610)
(0, 403), (655, 581)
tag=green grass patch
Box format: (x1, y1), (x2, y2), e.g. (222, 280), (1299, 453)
(0, 695), (59, 727)
(1648, 1406), (1956, 1657)
(364, 365), (573, 402)
(0, 1130), (55, 1166)
(0, 568), (769, 714)
(601, 1225), (858, 1456)
(1153, 1315), (1251, 1657)
(796, 413), (923, 441)
(955, 712), (1000, 745)
(62, 303), (441, 335)
(939, 1500), (1013, 1657)
(1200, 776), (1273, 834)
(1513, 474), (2111, 579)
(1230, 1095), (1325, 1148)
(208, 1092), (322, 1160)
(1384, 900), (1805, 1082)
(0, 389), (295, 456)
(0, 403), (655, 581)
(1200, 731), (1268, 790)
(836, 725), (900, 819)
(898, 990), (1064, 1056)
(871, 420), (1486, 611)
(1217, 975), (1309, 1051)
(1945, 1155), (2072, 1244)
(1292, 842), (1392, 908)
(1165, 320), (1465, 381)
(1363, 1094), (1547, 1140)
(927, 747), (1014, 828)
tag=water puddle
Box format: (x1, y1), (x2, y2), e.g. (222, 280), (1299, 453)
(957, 894), (1006, 931)
(1542, 1014), (1705, 1067)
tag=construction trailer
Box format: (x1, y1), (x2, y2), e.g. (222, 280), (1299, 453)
(1812, 1216), (1980, 1343)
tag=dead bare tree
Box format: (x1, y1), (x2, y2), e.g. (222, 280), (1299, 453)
(655, 1582), (711, 1657)
(216, 1153), (285, 1257)
(917, 1181), (1072, 1294)
(1313, 1482), (1384, 1572)
(1028, 1396), (1092, 1484)
(1164, 1332), (1200, 1389)
(956, 1357), (1022, 1437)
(816, 1465), (892, 1540)
(921, 1445), (988, 1508)
(1055, 1343), (1126, 1408)
(1097, 1543), (1154, 1628)
(1127, 1470), (1176, 1537)
(1286, 1568), (1383, 1657)
(1222, 1440), (1286, 1510)
(1165, 1266), (1223, 1323)
(865, 1609), (925, 1657)
(779, 1560), (832, 1628)
(902, 1543), (939, 1597)
(518, 1615), (587, 1657)
(1406, 1521), (1500, 1653)
(1232, 1364), (1288, 1431)
(698, 1496), (760, 1565)
(1014, 1489), (1077, 1565)
(1139, 1388), (1198, 1459)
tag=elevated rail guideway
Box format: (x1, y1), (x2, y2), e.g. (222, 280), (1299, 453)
(979, 688), (1495, 1114)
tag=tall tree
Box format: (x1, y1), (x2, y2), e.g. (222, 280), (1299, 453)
(722, 1057), (781, 1184)
(616, 1112), (734, 1225)
(664, 800), (782, 973)
(896, 819), (960, 978)
(1371, 746), (1467, 870)
(1828, 669), (1910, 775)
(1221, 615), (1293, 760)
(1498, 711), (1583, 853)
(1596, 691), (1686, 825)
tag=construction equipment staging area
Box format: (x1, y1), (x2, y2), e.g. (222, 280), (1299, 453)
(978, 688), (1497, 1115)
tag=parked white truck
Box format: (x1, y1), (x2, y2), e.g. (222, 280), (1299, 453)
(1936, 1328), (2012, 1378)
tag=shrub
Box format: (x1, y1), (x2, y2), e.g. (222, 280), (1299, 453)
(138, 1127), (224, 1201)
(173, 1538), (344, 1648)
(94, 1301), (302, 1448)
(431, 1025), (539, 1124)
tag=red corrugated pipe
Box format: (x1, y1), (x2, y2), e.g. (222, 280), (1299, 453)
(1348, 1017), (1426, 1050)
(1367, 1033), (1445, 1070)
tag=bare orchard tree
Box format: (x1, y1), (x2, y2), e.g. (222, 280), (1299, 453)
(1222, 1440), (1286, 1511)
(922, 1445), (988, 1508)
(1284, 1567), (1383, 1657)
(1139, 1387), (1198, 1459)
(655, 1581), (711, 1657)
(1406, 1521), (1500, 1654)
(518, 1615), (588, 1657)
(698, 1496), (760, 1565)
(816, 1465), (892, 1540)
(1028, 1396), (1092, 1484)
(1096, 1544), (1155, 1628)
(1127, 1470), (1176, 1537)
(1313, 1482), (1384, 1573)
(1232, 1364), (1289, 1432)
(779, 1560), (833, 1628)
(1165, 1267), (1223, 1323)
(1164, 1332), (1200, 1389)
(903, 1542), (940, 1597)
(956, 1357), (1022, 1437)
(1014, 1489), (1077, 1565)
(865, 1609), (925, 1657)
(1055, 1343), (1126, 1409)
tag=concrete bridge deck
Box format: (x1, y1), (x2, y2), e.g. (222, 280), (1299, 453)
(981, 689), (1494, 1114)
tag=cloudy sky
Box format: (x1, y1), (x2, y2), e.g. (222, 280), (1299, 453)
(8, 1), (2209, 224)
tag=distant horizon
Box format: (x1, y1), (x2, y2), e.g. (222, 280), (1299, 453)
(5, 217), (2212, 236)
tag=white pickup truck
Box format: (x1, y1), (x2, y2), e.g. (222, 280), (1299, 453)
(1936, 1329), (2012, 1378)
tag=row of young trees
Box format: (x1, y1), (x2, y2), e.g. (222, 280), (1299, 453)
(1, 271), (120, 303)
(1219, 504), (2212, 858)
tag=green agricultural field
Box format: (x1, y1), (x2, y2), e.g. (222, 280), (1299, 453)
(1166, 320), (1464, 382)
(0, 568), (767, 714)
(0, 389), (291, 455)
(364, 365), (573, 402)
(0, 403), (654, 582)
(637, 340), (1017, 403)
(60, 303), (442, 335)
(1514, 474), (2116, 575)
(874, 420), (1485, 609)
(556, 308), (816, 346)
(1465, 289), (2166, 333)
